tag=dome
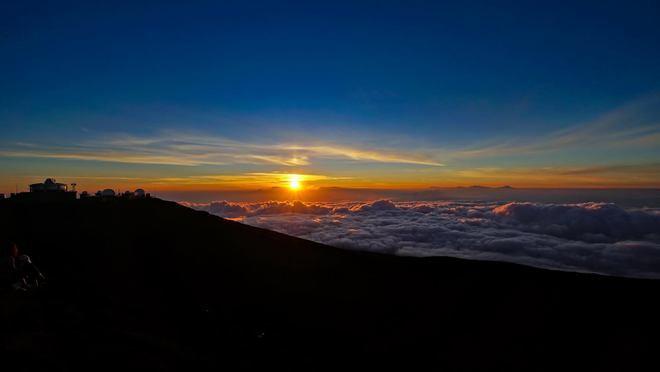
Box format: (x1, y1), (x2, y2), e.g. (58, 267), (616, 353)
(134, 189), (146, 197)
(30, 178), (67, 192)
(101, 189), (116, 197)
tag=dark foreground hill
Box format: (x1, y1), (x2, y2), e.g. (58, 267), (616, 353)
(1, 197), (659, 371)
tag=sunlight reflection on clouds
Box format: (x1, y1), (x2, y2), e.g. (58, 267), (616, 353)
(181, 200), (660, 279)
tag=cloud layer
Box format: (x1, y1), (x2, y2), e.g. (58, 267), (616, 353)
(181, 200), (660, 278)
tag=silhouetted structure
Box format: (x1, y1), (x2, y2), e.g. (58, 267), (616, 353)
(100, 189), (116, 197)
(29, 178), (68, 192)
(13, 178), (76, 201)
(87, 188), (149, 199)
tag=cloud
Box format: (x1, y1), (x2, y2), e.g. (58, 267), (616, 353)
(450, 164), (660, 187)
(150, 172), (350, 188)
(180, 200), (335, 217)
(450, 94), (660, 160)
(277, 144), (444, 166)
(492, 202), (660, 241)
(555, 163), (660, 176)
(182, 200), (660, 278)
(351, 199), (398, 212)
(0, 132), (445, 167)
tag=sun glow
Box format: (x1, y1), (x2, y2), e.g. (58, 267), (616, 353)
(289, 175), (301, 190)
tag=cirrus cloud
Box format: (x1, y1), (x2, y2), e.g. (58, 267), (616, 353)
(0, 132), (445, 167)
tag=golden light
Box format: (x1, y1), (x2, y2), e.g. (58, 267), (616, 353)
(289, 178), (301, 189)
(288, 174), (302, 190)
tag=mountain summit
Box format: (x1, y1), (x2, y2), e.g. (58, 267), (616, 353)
(1, 197), (658, 371)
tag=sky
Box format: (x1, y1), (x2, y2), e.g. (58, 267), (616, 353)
(2, 0), (660, 196)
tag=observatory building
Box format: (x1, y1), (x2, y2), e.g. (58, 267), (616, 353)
(100, 189), (116, 197)
(14, 178), (77, 201)
(29, 178), (69, 192)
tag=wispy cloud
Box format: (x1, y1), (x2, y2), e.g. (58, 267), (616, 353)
(148, 172), (350, 186)
(1, 96), (659, 190)
(451, 95), (660, 159)
(556, 163), (660, 176)
(448, 163), (660, 187)
(0, 132), (445, 167)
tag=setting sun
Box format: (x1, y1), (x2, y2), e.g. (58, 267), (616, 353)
(289, 176), (301, 190)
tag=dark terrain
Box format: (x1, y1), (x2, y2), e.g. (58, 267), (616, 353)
(1, 197), (659, 371)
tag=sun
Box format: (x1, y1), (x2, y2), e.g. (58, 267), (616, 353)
(288, 175), (301, 190)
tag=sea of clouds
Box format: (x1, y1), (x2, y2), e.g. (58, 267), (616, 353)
(180, 200), (660, 278)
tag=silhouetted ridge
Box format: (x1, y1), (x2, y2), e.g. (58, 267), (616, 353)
(1, 197), (659, 371)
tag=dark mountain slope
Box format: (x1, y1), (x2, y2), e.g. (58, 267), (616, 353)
(1, 197), (659, 371)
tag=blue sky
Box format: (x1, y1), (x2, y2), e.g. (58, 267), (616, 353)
(1, 1), (660, 193)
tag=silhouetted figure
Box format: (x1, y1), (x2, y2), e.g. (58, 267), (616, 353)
(0, 242), (44, 290)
